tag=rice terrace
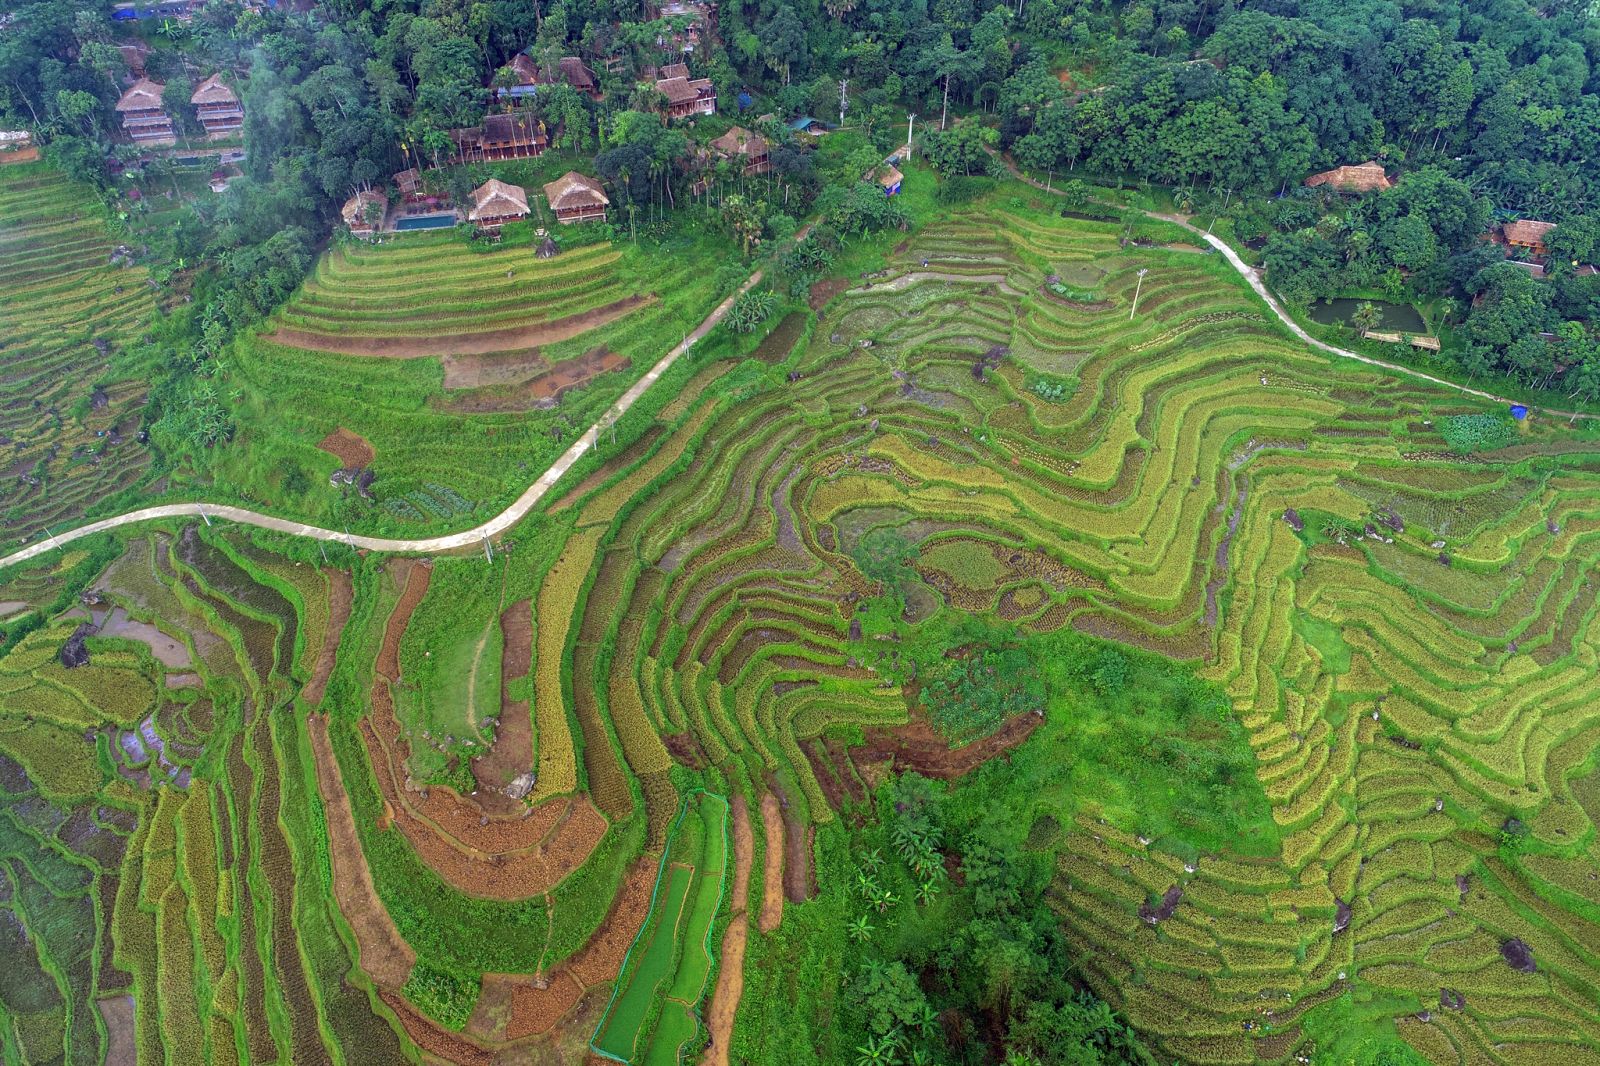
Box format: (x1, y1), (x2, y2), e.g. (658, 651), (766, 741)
(4, 3), (1600, 1065)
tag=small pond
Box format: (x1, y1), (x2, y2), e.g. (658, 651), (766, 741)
(1308, 297), (1426, 333)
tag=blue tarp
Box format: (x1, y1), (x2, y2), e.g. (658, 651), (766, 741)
(1510, 404), (1529, 420)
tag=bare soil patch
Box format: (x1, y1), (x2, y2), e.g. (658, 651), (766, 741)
(765, 779), (814, 904)
(750, 313), (806, 364)
(270, 295), (652, 358)
(302, 569), (351, 707)
(758, 792), (785, 931)
(97, 995), (136, 1066)
(465, 972), (514, 1043)
(506, 972), (586, 1040)
(471, 598), (534, 809)
(808, 277), (850, 313)
(316, 427), (375, 467)
(442, 347), (631, 414)
(442, 350), (548, 390)
(701, 796), (753, 1066)
(852, 708), (1040, 781)
(99, 607), (190, 668)
(307, 713), (416, 988)
(380, 990), (493, 1066)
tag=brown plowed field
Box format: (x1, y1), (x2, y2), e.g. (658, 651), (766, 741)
(506, 973), (586, 1041)
(442, 348), (631, 414)
(366, 561), (605, 900)
(302, 569), (352, 707)
(442, 350), (549, 390)
(471, 598), (534, 806)
(758, 792), (785, 932)
(854, 709), (1040, 780)
(380, 990), (494, 1066)
(316, 427), (375, 467)
(269, 295), (652, 358)
(700, 796), (753, 1066)
(307, 713), (416, 988)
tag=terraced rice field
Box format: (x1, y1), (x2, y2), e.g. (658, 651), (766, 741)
(9, 188), (1600, 1063)
(219, 230), (729, 530)
(0, 164), (155, 554)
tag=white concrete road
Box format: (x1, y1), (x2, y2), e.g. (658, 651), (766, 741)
(0, 263), (772, 571)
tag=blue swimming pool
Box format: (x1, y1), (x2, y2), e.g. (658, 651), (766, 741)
(394, 213), (457, 231)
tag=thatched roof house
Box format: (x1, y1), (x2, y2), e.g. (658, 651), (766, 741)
(190, 73), (243, 135)
(559, 56), (600, 97)
(498, 53), (540, 98)
(468, 179), (530, 229)
(1502, 219), (1556, 256)
(537, 237), (560, 259)
(341, 190), (388, 236)
(115, 78), (174, 143)
(657, 75), (715, 119)
(660, 62), (691, 81)
(543, 171), (608, 224)
(1304, 161), (1392, 194)
(710, 126), (770, 174)
(878, 164), (903, 196)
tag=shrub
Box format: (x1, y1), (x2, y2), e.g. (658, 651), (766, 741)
(402, 961), (479, 1031)
(1440, 413), (1516, 453)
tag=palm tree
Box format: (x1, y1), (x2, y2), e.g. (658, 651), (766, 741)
(1352, 301), (1382, 338)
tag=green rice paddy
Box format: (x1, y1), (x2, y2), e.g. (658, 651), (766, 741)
(4, 177), (1600, 1063)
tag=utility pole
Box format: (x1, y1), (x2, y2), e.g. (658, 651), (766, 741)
(197, 503), (211, 527)
(1130, 268), (1149, 320)
(905, 113), (916, 156)
(482, 534), (493, 563)
(838, 79), (848, 129)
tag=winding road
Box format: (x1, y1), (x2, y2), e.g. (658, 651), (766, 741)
(0, 180), (1585, 572)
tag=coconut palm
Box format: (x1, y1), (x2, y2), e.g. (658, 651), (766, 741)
(1352, 301), (1382, 337)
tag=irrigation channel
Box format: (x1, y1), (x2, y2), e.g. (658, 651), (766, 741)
(0, 195), (1588, 573)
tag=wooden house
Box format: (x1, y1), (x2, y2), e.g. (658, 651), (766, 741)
(559, 57), (602, 100)
(1501, 219), (1557, 258)
(878, 164), (903, 197)
(657, 75), (715, 120)
(341, 190), (388, 237)
(190, 74), (243, 137)
(1304, 161), (1392, 194)
(394, 167), (424, 201)
(115, 79), (175, 144)
(481, 112), (546, 159)
(468, 179), (530, 231)
(496, 53), (540, 100)
(710, 126), (770, 176)
(543, 171), (609, 224)
(660, 62), (691, 81)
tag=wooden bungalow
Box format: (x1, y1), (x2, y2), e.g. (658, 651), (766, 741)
(190, 74), (243, 137)
(657, 75), (716, 120)
(496, 53), (540, 100)
(1304, 161), (1392, 194)
(710, 126), (770, 176)
(341, 190), (388, 237)
(543, 171), (609, 224)
(481, 112), (546, 159)
(468, 179), (530, 231)
(660, 62), (691, 81)
(559, 57), (602, 100)
(394, 167), (424, 201)
(115, 78), (174, 145)
(1501, 219), (1557, 258)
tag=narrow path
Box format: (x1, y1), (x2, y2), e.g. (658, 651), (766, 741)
(994, 153), (1598, 422)
(0, 254), (783, 571)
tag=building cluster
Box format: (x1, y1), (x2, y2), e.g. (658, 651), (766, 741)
(114, 74), (244, 145)
(341, 171), (611, 238)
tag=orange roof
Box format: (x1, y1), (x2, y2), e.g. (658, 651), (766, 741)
(1304, 161), (1392, 193)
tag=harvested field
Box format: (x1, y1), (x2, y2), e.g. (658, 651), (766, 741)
(470, 597), (534, 807)
(98, 607), (190, 668)
(700, 795), (753, 1066)
(442, 347), (631, 414)
(316, 427), (376, 467)
(442, 350), (550, 390)
(380, 990), (494, 1066)
(308, 713), (417, 989)
(270, 295), (651, 358)
(758, 793), (785, 932)
(97, 995), (136, 1066)
(302, 569), (352, 707)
